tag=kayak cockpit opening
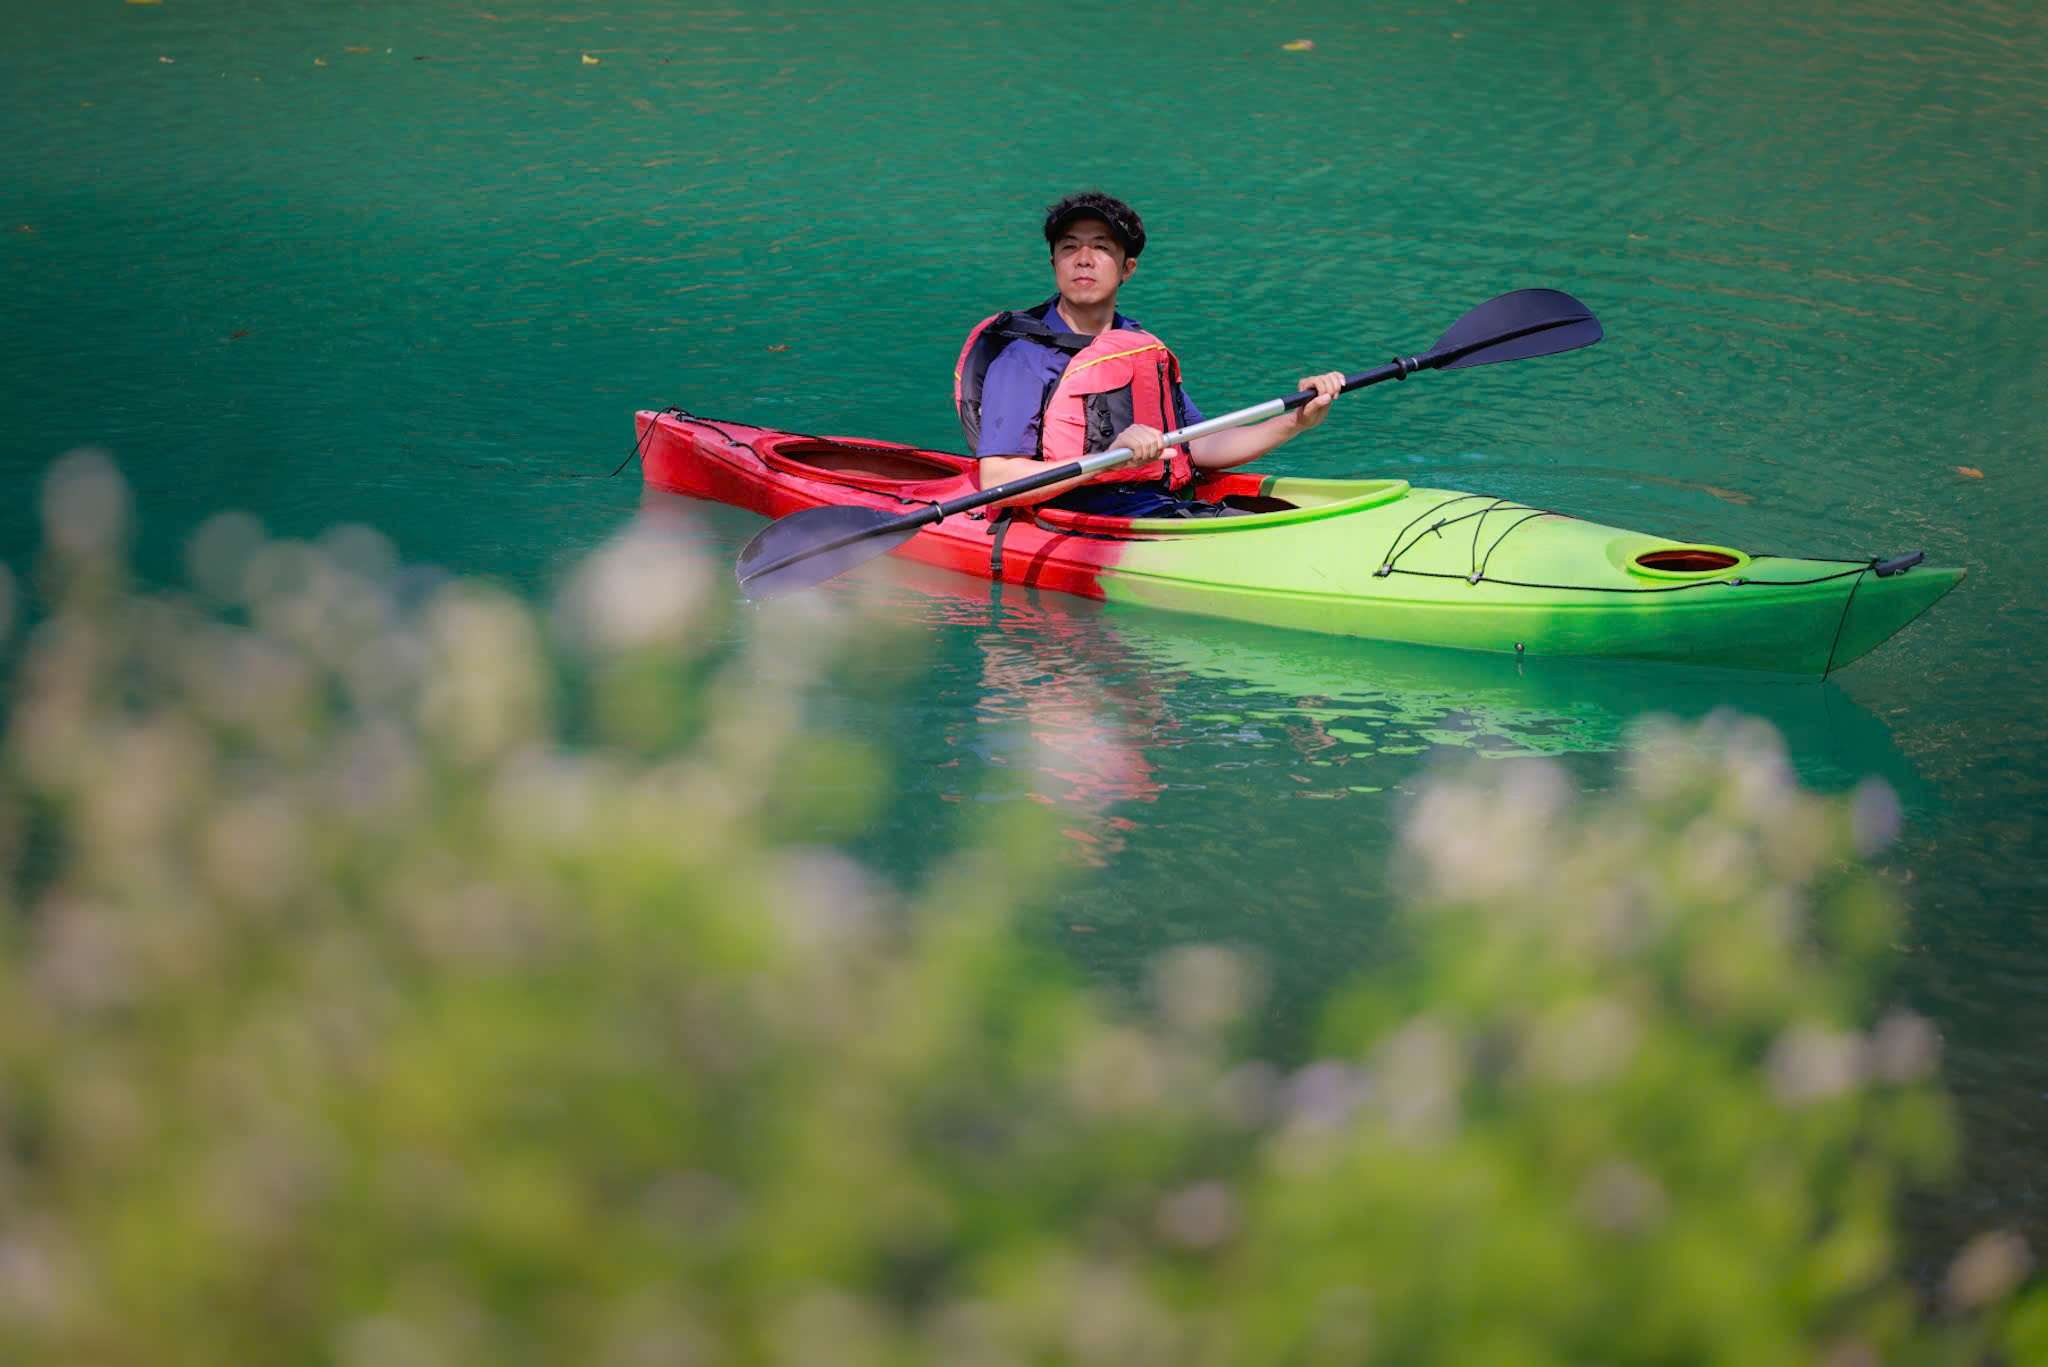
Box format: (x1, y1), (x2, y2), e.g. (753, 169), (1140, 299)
(763, 439), (966, 483)
(1629, 545), (1749, 578)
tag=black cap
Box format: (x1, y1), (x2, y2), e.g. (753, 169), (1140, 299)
(1042, 191), (1146, 259)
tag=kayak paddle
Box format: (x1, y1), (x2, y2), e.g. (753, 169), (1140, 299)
(735, 287), (1601, 599)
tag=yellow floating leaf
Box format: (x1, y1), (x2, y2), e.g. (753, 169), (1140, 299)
(581, 53), (600, 64)
(1955, 466), (1985, 479)
(159, 55), (175, 63)
(345, 45), (370, 53)
(1282, 39), (1314, 51)
(313, 58), (327, 66)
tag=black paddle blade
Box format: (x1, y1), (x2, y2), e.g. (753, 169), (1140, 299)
(735, 503), (922, 600)
(1431, 288), (1602, 370)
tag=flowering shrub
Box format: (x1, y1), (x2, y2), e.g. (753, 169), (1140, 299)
(0, 451), (2039, 1363)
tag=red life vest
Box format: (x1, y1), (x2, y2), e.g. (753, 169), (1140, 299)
(953, 301), (1196, 496)
(1039, 328), (1195, 490)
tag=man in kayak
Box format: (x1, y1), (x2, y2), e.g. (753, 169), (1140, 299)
(958, 191), (1345, 516)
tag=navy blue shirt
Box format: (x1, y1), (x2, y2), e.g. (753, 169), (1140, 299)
(976, 301), (1205, 458)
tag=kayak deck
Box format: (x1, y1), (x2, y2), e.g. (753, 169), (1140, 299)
(636, 409), (1964, 676)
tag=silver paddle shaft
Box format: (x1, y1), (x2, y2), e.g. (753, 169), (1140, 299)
(1058, 359), (1425, 482)
(983, 388), (1325, 502)
(1059, 396), (1294, 481)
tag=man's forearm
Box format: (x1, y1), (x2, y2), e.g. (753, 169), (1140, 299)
(976, 455), (1104, 507)
(1186, 412), (1309, 471)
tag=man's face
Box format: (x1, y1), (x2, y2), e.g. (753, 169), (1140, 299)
(1051, 217), (1137, 306)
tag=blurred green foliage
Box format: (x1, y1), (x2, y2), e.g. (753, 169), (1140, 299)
(0, 450), (2039, 1365)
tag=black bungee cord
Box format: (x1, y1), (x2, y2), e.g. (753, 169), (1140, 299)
(1371, 488), (1876, 597)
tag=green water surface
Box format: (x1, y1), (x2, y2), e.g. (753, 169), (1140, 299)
(4, 0), (2043, 1257)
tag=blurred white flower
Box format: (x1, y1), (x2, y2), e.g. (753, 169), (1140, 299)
(1870, 1008), (1940, 1085)
(1944, 1230), (2032, 1311)
(1155, 1180), (1239, 1251)
(186, 511), (268, 603)
(1066, 1028), (1169, 1118)
(1151, 944), (1260, 1037)
(1209, 1060), (1281, 1130)
(1767, 1024), (1867, 1105)
(1576, 1160), (1668, 1235)
(1402, 760), (1568, 902)
(559, 526), (711, 652)
(1851, 778), (1903, 855)
(771, 848), (885, 953)
(42, 448), (129, 557)
(1377, 1019), (1465, 1145)
(1524, 996), (1641, 1088)
(1284, 1059), (1362, 1134)
(419, 587), (545, 764)
(771, 1287), (889, 1367)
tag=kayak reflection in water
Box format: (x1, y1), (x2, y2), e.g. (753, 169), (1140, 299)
(960, 191), (1346, 518)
